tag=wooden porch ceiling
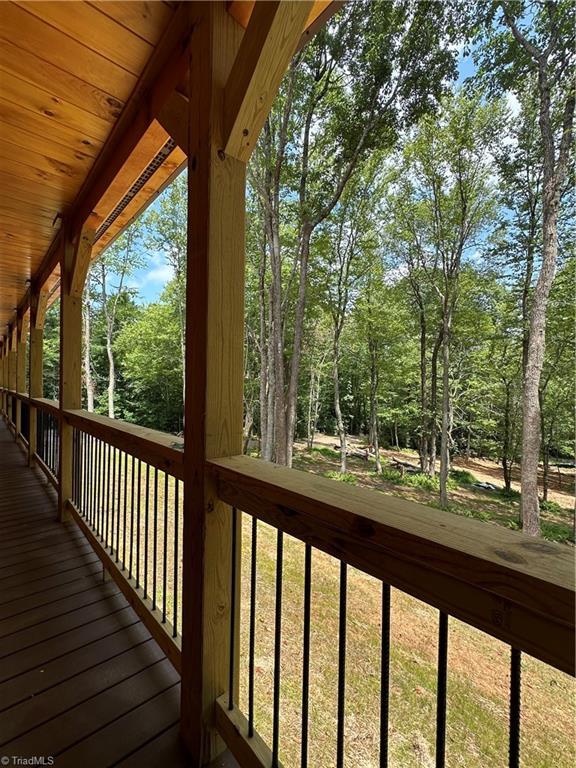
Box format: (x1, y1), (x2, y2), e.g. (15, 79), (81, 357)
(0, 0), (337, 336)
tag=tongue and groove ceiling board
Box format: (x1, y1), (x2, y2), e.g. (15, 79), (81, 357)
(0, 0), (339, 333)
(0, 0), (175, 330)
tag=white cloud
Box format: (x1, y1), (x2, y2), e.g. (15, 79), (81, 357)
(140, 264), (174, 286)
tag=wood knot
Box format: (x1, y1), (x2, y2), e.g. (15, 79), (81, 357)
(492, 548), (525, 564)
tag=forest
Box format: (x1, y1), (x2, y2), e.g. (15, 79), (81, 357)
(41, 0), (575, 540)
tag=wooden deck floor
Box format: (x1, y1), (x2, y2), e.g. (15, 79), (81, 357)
(0, 420), (235, 768)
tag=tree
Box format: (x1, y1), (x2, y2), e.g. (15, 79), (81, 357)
(89, 224), (143, 419)
(249, 0), (459, 466)
(473, 0), (575, 533)
(319, 165), (378, 471)
(116, 287), (184, 433)
(142, 173), (187, 408)
(387, 93), (501, 504)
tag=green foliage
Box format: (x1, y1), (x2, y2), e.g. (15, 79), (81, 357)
(324, 471), (358, 485)
(310, 446), (339, 459)
(450, 469), (477, 485)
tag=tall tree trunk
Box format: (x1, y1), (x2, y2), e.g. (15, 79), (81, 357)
(418, 307), (428, 471)
(333, 336), (347, 473)
(501, 12), (576, 536)
(285, 227), (313, 467)
(269, 219), (287, 465)
(439, 309), (452, 506)
(428, 328), (443, 477)
(83, 297), (95, 412)
(368, 337), (381, 474)
(106, 324), (115, 420)
(502, 382), (513, 492)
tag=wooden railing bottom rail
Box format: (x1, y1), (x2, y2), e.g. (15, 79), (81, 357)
(215, 695), (275, 768)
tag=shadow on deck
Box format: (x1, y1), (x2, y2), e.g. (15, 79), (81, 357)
(0, 421), (235, 768)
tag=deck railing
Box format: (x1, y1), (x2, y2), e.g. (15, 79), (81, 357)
(0, 389), (574, 767)
(209, 456), (574, 768)
(65, 408), (184, 670)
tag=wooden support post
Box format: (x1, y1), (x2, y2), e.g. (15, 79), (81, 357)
(29, 288), (47, 464)
(59, 224), (92, 522)
(0, 341), (6, 415)
(180, 3), (245, 763)
(15, 315), (27, 436)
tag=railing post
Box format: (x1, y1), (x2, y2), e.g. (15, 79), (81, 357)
(180, 3), (245, 762)
(29, 288), (47, 465)
(8, 325), (17, 429)
(15, 314), (27, 438)
(59, 223), (94, 522)
(0, 341), (6, 415)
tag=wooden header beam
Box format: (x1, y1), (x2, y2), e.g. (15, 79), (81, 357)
(224, 1), (313, 162)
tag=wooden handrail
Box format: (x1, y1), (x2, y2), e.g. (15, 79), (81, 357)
(63, 408), (184, 479)
(30, 396), (60, 416)
(209, 455), (575, 676)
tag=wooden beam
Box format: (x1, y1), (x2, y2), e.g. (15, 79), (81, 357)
(69, 218), (97, 298)
(209, 455), (575, 676)
(31, 287), (49, 331)
(58, 231), (82, 522)
(224, 1), (313, 162)
(180, 3), (245, 763)
(29, 285), (45, 466)
(157, 91), (189, 152)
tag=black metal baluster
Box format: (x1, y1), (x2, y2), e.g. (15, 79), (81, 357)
(81, 432), (87, 516)
(99, 440), (105, 539)
(436, 612), (449, 768)
(111, 446), (117, 559)
(248, 515), (258, 738)
(105, 442), (111, 548)
(228, 506), (238, 709)
(88, 434), (94, 526)
(98, 439), (104, 537)
(136, 459), (142, 589)
(271, 530), (283, 768)
(173, 478), (179, 637)
(509, 648), (521, 768)
(122, 452), (128, 569)
(162, 472), (168, 623)
(301, 543), (312, 768)
(144, 463), (150, 600)
(380, 583), (391, 768)
(116, 450), (122, 563)
(336, 562), (347, 768)
(153, 467), (158, 610)
(129, 454), (135, 577)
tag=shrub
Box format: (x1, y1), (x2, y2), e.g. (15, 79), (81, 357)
(450, 468), (477, 485)
(541, 521), (574, 544)
(324, 471), (357, 485)
(380, 467), (405, 484)
(310, 446), (339, 459)
(499, 487), (521, 500)
(540, 499), (567, 517)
